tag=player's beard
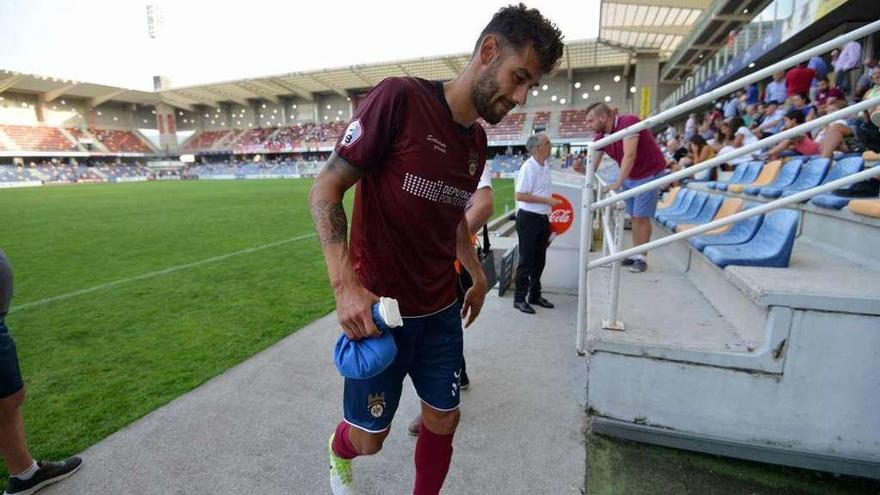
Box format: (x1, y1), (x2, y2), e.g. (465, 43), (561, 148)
(473, 57), (514, 125)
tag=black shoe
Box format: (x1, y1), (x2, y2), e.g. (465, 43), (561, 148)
(628, 259), (648, 273)
(460, 370), (470, 390)
(513, 301), (536, 314)
(621, 257), (636, 266)
(5, 457), (83, 495)
(528, 297), (554, 309)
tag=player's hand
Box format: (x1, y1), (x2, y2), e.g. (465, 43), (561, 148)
(460, 272), (487, 329)
(334, 281), (380, 341)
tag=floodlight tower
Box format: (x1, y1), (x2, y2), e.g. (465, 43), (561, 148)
(146, 3), (179, 153)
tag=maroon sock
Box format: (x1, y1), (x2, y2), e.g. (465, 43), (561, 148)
(332, 421), (359, 460)
(413, 420), (454, 495)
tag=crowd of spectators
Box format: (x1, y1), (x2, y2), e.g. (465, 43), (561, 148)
(660, 40), (880, 178)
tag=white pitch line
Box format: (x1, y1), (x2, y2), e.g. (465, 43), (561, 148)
(12, 233), (317, 312)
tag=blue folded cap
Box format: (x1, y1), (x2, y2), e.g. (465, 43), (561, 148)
(333, 297), (402, 380)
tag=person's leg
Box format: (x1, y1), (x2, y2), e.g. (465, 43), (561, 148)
(627, 182), (660, 272)
(0, 388), (31, 474)
(820, 123), (850, 158)
(409, 303), (463, 495)
(527, 217), (550, 304)
(514, 211), (538, 307)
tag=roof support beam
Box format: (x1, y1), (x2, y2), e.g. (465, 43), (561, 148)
(237, 83), (280, 104)
(90, 88), (128, 107)
(714, 14), (752, 22)
(175, 91), (220, 109)
(202, 88), (250, 106)
(308, 74), (348, 98)
(396, 64), (414, 77)
(267, 79), (314, 101)
(348, 67), (377, 88)
(442, 57), (464, 76)
(603, 0), (709, 8)
(40, 83), (78, 103)
(603, 24), (692, 37)
(159, 94), (195, 112)
(0, 74), (24, 93)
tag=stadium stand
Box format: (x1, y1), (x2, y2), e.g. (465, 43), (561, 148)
(0, 125), (76, 151)
(480, 112), (526, 141)
(184, 130), (232, 151)
(90, 129), (152, 153)
(558, 109), (590, 138)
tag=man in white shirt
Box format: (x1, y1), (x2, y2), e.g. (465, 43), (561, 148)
(513, 133), (560, 314)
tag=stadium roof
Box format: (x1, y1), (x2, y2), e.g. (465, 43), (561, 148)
(659, 0), (771, 82)
(1, 38), (635, 112)
(156, 39), (632, 111)
(0, 70), (157, 106)
(599, 0), (711, 56)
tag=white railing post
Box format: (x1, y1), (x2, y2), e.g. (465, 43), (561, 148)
(602, 200), (626, 331)
(576, 147), (595, 355)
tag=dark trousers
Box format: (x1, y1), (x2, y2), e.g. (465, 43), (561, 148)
(514, 209), (550, 303)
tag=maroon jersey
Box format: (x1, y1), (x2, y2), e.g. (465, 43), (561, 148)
(336, 77), (487, 316)
(595, 114), (666, 180)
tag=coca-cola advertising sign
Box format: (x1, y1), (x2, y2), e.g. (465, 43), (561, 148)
(549, 194), (574, 235)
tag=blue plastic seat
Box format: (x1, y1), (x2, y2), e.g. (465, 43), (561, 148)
(688, 206), (764, 252)
(703, 209), (800, 268)
(745, 158), (804, 195)
(658, 191), (707, 226)
(667, 194), (724, 230)
(810, 193), (853, 209)
(711, 161), (761, 190)
(655, 189), (696, 219)
(800, 156), (865, 205)
(765, 157), (830, 198)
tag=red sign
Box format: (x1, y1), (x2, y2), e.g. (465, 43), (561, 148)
(549, 193), (574, 235)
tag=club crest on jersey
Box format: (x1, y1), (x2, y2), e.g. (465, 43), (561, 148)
(367, 393), (385, 418)
(341, 119), (363, 148)
(468, 149), (478, 176)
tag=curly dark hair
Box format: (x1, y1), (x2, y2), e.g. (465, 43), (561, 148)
(475, 3), (564, 74)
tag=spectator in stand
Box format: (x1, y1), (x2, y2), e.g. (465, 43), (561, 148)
(743, 104), (760, 127)
(674, 135), (715, 173)
(745, 83), (760, 106)
(684, 112), (698, 142)
(764, 71), (788, 104)
(722, 92), (740, 118)
(815, 76), (846, 112)
(757, 101), (786, 138)
(816, 99), (856, 158)
(834, 40), (862, 95)
(764, 110), (821, 160)
(699, 115), (716, 141)
(808, 55), (829, 86)
(855, 56), (878, 100)
(664, 137), (688, 165)
(790, 93), (818, 122)
(786, 62), (816, 98)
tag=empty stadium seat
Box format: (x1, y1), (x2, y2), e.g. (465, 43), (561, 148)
(659, 191), (709, 227)
(655, 189), (698, 221)
(727, 160), (780, 193)
(559, 109), (590, 138)
(667, 194), (724, 231)
(688, 206), (764, 252)
(744, 159), (803, 195)
(764, 157), (831, 198)
(658, 187), (680, 209)
(675, 197), (744, 233)
(703, 209), (800, 268)
(791, 156), (863, 205)
(707, 162), (752, 189)
(480, 113), (525, 141)
(848, 198), (880, 218)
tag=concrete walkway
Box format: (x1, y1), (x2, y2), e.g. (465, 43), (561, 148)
(45, 292), (587, 495)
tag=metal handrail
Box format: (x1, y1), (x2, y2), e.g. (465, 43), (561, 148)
(591, 166), (880, 269)
(574, 19), (880, 354)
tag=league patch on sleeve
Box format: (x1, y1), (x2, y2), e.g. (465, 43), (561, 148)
(341, 119), (363, 148)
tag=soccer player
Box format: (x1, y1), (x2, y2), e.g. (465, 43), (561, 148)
(0, 249), (82, 495)
(308, 4), (563, 494)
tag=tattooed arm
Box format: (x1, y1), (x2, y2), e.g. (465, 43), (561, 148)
(309, 152), (379, 340)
